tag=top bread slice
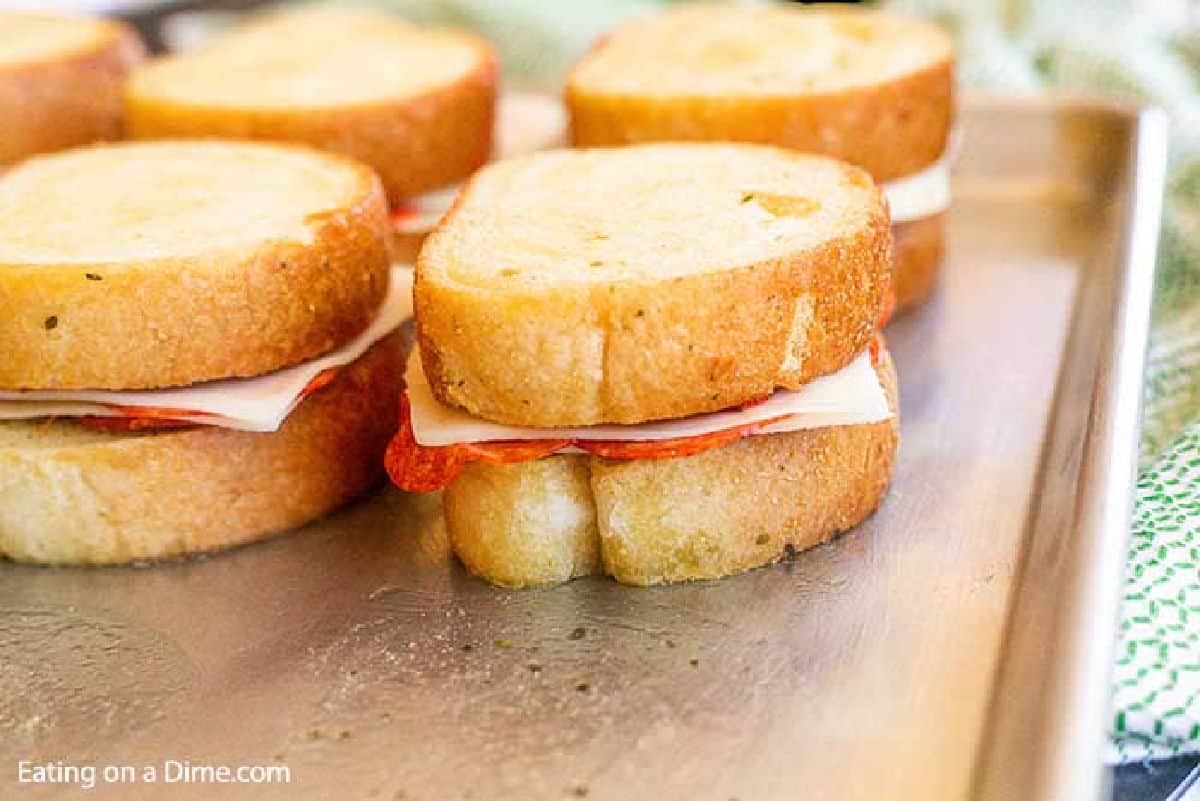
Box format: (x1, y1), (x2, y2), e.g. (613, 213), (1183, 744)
(124, 7), (496, 205)
(0, 13), (144, 164)
(0, 140), (391, 391)
(416, 143), (890, 427)
(567, 4), (954, 182)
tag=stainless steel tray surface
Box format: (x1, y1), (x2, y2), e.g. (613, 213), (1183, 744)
(0, 98), (1165, 801)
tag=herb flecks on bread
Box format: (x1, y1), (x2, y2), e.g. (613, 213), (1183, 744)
(416, 143), (891, 426)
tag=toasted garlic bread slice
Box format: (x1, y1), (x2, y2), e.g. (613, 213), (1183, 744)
(417, 143), (890, 426)
(124, 7), (496, 204)
(0, 141), (390, 391)
(0, 332), (404, 566)
(444, 348), (898, 587)
(0, 13), (144, 163)
(567, 4), (953, 182)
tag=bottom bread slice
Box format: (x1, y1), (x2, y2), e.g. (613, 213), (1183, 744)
(444, 350), (899, 587)
(892, 212), (945, 314)
(0, 331), (406, 565)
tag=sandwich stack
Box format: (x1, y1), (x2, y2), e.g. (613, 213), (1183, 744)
(388, 143), (899, 587)
(567, 3), (955, 312)
(0, 12), (144, 163)
(0, 141), (408, 564)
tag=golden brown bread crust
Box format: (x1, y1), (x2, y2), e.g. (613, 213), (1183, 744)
(416, 146), (892, 426)
(124, 43), (497, 205)
(0, 143), (392, 391)
(891, 213), (944, 314)
(0, 331), (406, 566)
(565, 5), (954, 182)
(568, 60), (953, 182)
(0, 16), (144, 164)
(419, 220), (890, 425)
(390, 230), (426, 265)
(444, 347), (899, 587)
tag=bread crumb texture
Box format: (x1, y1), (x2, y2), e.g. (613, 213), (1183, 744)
(0, 332), (406, 565)
(567, 4), (954, 180)
(0, 141), (391, 390)
(417, 143), (890, 426)
(443, 349), (900, 586)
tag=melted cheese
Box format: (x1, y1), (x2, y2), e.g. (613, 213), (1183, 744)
(406, 346), (891, 448)
(0, 267), (414, 432)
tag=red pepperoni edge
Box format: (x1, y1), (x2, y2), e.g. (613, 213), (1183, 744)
(76, 415), (195, 433)
(74, 367), (343, 433)
(384, 392), (797, 492)
(877, 281), (897, 329)
(574, 421), (769, 460)
(461, 438), (571, 464)
(385, 395), (570, 492)
(869, 330), (888, 368)
(298, 367), (340, 400)
(384, 326), (891, 493)
(389, 206), (421, 228)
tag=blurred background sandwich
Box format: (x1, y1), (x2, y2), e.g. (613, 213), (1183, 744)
(0, 11), (144, 163)
(566, 3), (955, 312)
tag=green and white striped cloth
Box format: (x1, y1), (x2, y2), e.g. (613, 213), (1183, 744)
(365, 0), (1200, 763)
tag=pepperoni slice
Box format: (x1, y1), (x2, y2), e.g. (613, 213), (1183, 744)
(76, 416), (195, 433)
(737, 393), (771, 411)
(868, 331), (888, 368)
(575, 421), (767, 460)
(385, 401), (469, 492)
(385, 395), (571, 491)
(462, 439), (571, 464)
(74, 402), (214, 432)
(387, 390), (810, 492)
(298, 367), (340, 399)
(877, 281), (897, 329)
(389, 205), (421, 228)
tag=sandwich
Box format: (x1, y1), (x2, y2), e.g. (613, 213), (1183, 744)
(0, 12), (144, 164)
(122, 6), (499, 262)
(566, 4), (954, 312)
(387, 143), (899, 587)
(0, 140), (410, 565)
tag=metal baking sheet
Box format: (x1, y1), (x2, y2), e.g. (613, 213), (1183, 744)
(0, 98), (1165, 801)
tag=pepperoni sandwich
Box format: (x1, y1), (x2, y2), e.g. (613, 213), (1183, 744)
(566, 4), (955, 312)
(387, 143), (900, 587)
(0, 141), (409, 565)
(123, 6), (499, 263)
(0, 12), (144, 164)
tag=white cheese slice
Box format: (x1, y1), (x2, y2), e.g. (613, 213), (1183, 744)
(406, 347), (891, 448)
(0, 267), (415, 433)
(882, 157), (950, 224)
(393, 92), (567, 235)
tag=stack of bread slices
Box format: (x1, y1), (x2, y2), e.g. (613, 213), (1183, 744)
(0, 141), (408, 564)
(388, 143), (900, 587)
